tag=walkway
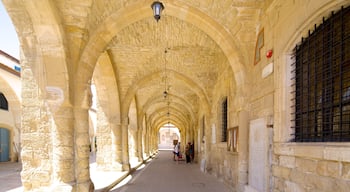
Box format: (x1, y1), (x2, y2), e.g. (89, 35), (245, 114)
(0, 151), (231, 192)
(0, 161), (22, 192)
(109, 150), (231, 192)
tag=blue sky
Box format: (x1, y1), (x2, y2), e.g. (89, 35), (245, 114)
(0, 1), (19, 59)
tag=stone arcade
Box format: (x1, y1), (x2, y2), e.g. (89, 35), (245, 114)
(1, 0), (350, 191)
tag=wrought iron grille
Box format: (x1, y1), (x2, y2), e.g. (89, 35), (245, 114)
(221, 97), (228, 142)
(291, 6), (350, 142)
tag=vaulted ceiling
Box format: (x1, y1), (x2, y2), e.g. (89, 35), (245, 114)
(107, 15), (229, 129)
(63, 0), (264, 131)
(4, 0), (266, 131)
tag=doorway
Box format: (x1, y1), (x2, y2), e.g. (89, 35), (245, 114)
(0, 128), (10, 162)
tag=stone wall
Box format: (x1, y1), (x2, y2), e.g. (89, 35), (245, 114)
(268, 0), (350, 191)
(207, 143), (239, 189)
(273, 144), (350, 191)
(204, 65), (242, 190)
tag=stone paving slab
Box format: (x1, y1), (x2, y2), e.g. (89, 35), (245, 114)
(0, 161), (23, 192)
(0, 155), (134, 192)
(109, 150), (231, 192)
(0, 151), (230, 192)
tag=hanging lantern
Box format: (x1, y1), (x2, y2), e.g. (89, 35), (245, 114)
(151, 1), (164, 22)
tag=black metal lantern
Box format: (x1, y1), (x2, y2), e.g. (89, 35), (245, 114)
(151, 1), (164, 22)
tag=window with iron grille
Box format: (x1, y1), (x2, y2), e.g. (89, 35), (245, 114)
(0, 92), (8, 110)
(292, 6), (350, 142)
(221, 97), (228, 142)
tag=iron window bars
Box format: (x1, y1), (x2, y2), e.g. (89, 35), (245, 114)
(221, 97), (228, 142)
(291, 6), (350, 142)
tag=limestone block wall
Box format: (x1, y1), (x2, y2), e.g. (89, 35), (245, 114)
(20, 63), (55, 190)
(207, 143), (239, 189)
(95, 112), (114, 170)
(204, 66), (242, 190)
(273, 144), (350, 191)
(261, 0), (350, 191)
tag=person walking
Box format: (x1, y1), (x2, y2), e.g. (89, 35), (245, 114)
(174, 142), (180, 163)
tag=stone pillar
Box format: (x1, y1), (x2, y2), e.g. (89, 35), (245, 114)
(111, 123), (122, 170)
(121, 116), (130, 171)
(128, 128), (138, 164)
(149, 130), (152, 155)
(52, 105), (75, 191)
(95, 103), (110, 168)
(152, 130), (155, 154)
(144, 127), (149, 157)
(21, 62), (77, 191)
(137, 128), (144, 162)
(20, 62), (53, 191)
(186, 127), (190, 144)
(74, 86), (94, 191)
(153, 131), (158, 153)
(95, 107), (122, 171)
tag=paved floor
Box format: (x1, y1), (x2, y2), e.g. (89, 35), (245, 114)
(0, 161), (22, 192)
(110, 150), (231, 192)
(0, 151), (231, 192)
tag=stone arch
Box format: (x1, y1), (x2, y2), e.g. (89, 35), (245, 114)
(93, 52), (121, 124)
(123, 69), (209, 116)
(151, 105), (189, 130)
(283, 1), (349, 54)
(92, 52), (123, 170)
(75, 0), (246, 117)
(4, 1), (70, 106)
(142, 94), (195, 125)
(155, 119), (184, 135)
(3, 1), (78, 190)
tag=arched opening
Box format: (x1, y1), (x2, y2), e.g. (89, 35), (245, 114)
(158, 123), (180, 150)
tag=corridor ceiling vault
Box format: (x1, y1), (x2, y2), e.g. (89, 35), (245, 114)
(6, 0), (264, 132)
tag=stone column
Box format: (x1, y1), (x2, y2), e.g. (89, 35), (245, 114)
(186, 126), (190, 144)
(137, 128), (144, 162)
(144, 127), (149, 157)
(52, 105), (75, 191)
(74, 86), (94, 191)
(20, 62), (53, 191)
(148, 129), (152, 155)
(111, 123), (122, 170)
(121, 116), (130, 171)
(95, 103), (111, 168)
(21, 62), (77, 191)
(153, 131), (158, 153)
(128, 128), (138, 164)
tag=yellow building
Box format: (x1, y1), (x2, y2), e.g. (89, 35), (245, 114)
(0, 50), (21, 163)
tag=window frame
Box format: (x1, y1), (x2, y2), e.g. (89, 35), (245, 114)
(292, 5), (350, 142)
(0, 92), (8, 111)
(221, 97), (228, 142)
